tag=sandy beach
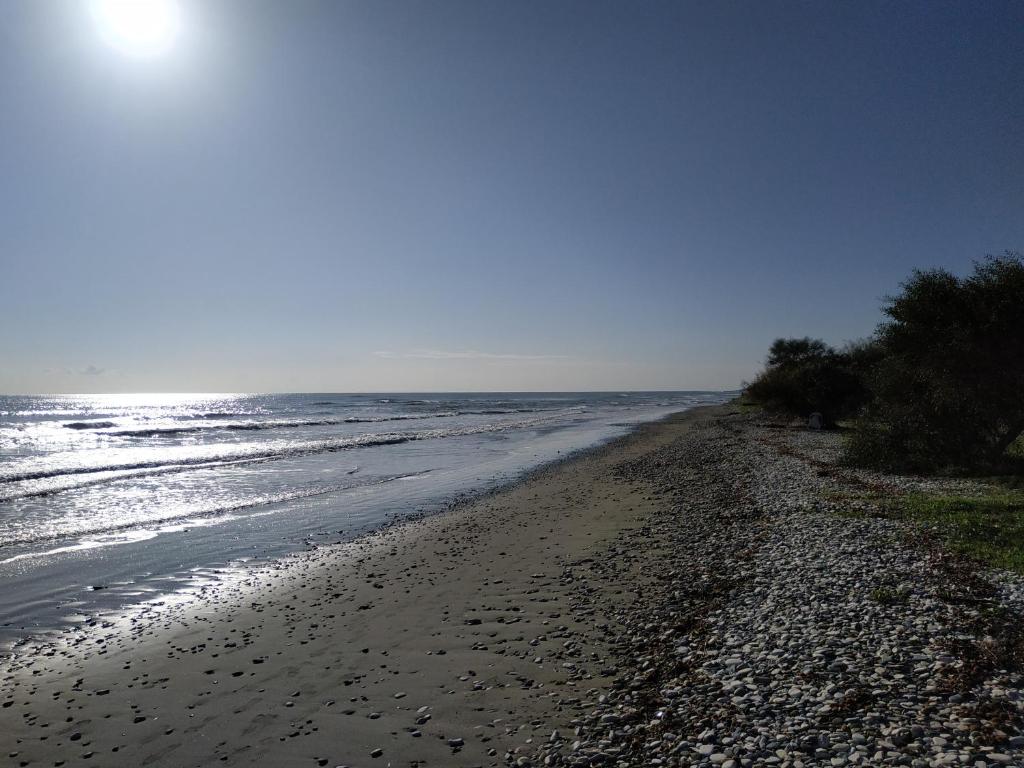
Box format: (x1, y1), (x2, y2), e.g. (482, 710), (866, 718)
(0, 404), (707, 768)
(4, 404), (1024, 768)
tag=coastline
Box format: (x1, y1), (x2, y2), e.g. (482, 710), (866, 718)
(0, 404), (715, 767)
(0, 392), (728, 641)
(3, 404), (1023, 767)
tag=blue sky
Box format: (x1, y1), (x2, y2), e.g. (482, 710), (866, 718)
(1, 1), (1021, 393)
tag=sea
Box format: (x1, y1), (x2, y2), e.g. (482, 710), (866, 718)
(0, 391), (730, 643)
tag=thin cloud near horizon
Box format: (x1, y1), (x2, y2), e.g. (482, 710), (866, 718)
(44, 365), (107, 377)
(373, 350), (569, 362)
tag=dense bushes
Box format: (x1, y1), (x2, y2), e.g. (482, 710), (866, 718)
(745, 253), (1024, 474)
(846, 254), (1024, 473)
(743, 338), (873, 427)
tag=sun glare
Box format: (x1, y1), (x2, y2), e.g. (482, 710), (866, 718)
(90, 0), (182, 58)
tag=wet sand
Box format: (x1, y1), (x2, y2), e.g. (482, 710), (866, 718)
(0, 405), (716, 768)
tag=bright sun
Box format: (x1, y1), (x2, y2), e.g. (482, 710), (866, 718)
(90, 0), (182, 58)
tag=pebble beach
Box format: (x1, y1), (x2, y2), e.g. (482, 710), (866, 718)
(2, 404), (1022, 767)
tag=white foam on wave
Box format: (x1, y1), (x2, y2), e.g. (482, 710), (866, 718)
(0, 413), (565, 493)
(0, 514), (244, 565)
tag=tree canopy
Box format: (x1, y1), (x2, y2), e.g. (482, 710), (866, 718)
(848, 253), (1024, 471)
(746, 252), (1024, 473)
(744, 338), (871, 427)
(766, 337), (832, 368)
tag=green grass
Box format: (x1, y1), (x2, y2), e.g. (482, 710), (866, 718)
(1009, 434), (1024, 459)
(884, 490), (1024, 573)
(869, 586), (909, 604)
(732, 395), (764, 412)
(980, 474), (1024, 491)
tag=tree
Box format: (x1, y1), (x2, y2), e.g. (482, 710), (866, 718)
(766, 337), (832, 368)
(846, 253), (1024, 472)
(745, 337), (873, 426)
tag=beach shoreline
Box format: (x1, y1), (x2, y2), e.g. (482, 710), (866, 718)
(0, 392), (730, 641)
(0, 404), (719, 767)
(4, 403), (1023, 768)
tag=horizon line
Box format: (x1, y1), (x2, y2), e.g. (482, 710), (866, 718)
(0, 388), (742, 397)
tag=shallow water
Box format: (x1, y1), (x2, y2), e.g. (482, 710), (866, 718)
(0, 391), (730, 640)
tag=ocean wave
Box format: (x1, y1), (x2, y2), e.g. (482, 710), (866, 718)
(49, 408), (551, 440)
(0, 458), (262, 503)
(104, 412), (463, 438)
(0, 470), (434, 553)
(108, 427), (205, 437)
(0, 416), (558, 491)
(342, 411), (460, 423)
(0, 434), (412, 485)
(1, 528), (170, 564)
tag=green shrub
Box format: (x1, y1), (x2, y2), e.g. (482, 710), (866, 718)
(744, 337), (874, 426)
(845, 253), (1024, 473)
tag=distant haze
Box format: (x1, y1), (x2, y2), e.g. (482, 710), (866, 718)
(1, 1), (1021, 394)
